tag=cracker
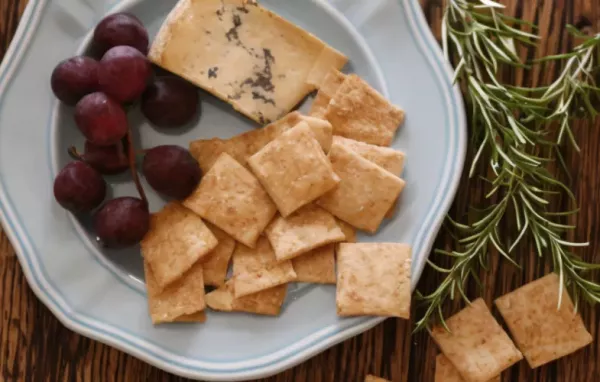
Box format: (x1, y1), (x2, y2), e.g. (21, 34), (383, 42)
(175, 311), (207, 323)
(495, 273), (593, 368)
(435, 354), (501, 382)
(336, 243), (412, 317)
(324, 75), (405, 146)
(141, 202), (218, 289)
(365, 375), (391, 382)
(317, 143), (405, 233)
(332, 136), (405, 176)
(144, 261), (206, 324)
(189, 112), (333, 172)
(232, 237), (297, 298)
(205, 280), (287, 316)
(336, 219), (357, 243)
(183, 153), (277, 248)
(202, 223), (236, 287)
(431, 299), (523, 382)
(248, 122), (340, 217)
(309, 69), (347, 118)
(292, 244), (336, 284)
(265, 204), (346, 261)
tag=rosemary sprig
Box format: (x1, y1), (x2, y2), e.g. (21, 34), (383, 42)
(415, 0), (600, 332)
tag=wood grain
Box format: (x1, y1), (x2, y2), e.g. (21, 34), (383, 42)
(0, 0), (598, 381)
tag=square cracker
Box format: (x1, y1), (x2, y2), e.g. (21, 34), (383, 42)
(324, 74), (405, 146)
(431, 299), (523, 382)
(265, 204), (346, 261)
(435, 354), (500, 382)
(205, 280), (287, 316)
(202, 223), (236, 287)
(365, 376), (391, 382)
(144, 261), (206, 324)
(232, 237), (297, 298)
(248, 121), (340, 217)
(332, 135), (406, 219)
(141, 202), (218, 290)
(317, 143), (405, 233)
(336, 243), (412, 317)
(292, 244), (336, 284)
(183, 153), (277, 248)
(332, 136), (405, 176)
(495, 273), (593, 368)
(189, 112), (333, 173)
(310, 69), (347, 118)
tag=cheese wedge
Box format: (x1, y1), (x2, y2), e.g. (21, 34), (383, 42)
(149, 0), (348, 124)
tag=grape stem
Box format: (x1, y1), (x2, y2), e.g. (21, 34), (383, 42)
(127, 129), (148, 206)
(67, 146), (83, 161)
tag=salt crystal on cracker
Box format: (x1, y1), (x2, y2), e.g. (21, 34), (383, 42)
(431, 299), (522, 382)
(265, 204), (345, 261)
(336, 243), (411, 318)
(141, 202), (218, 289)
(144, 261), (206, 324)
(248, 122), (340, 217)
(495, 273), (592, 368)
(317, 143), (405, 233)
(183, 153), (277, 248)
(324, 74), (405, 146)
(232, 237), (297, 298)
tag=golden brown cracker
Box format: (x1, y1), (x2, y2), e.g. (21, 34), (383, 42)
(435, 354), (501, 382)
(232, 237), (297, 298)
(205, 280), (287, 316)
(292, 244), (336, 284)
(144, 261), (206, 324)
(336, 243), (411, 318)
(431, 299), (523, 382)
(309, 69), (347, 118)
(324, 75), (405, 146)
(183, 153), (277, 248)
(248, 122), (340, 217)
(265, 204), (345, 261)
(495, 273), (593, 368)
(201, 223), (236, 287)
(141, 202), (218, 290)
(317, 143), (405, 233)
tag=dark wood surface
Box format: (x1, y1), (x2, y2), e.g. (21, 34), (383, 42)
(0, 0), (599, 381)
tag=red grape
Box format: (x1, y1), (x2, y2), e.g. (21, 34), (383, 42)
(142, 145), (201, 200)
(98, 46), (152, 103)
(75, 92), (128, 146)
(51, 56), (99, 105)
(70, 141), (129, 175)
(93, 13), (149, 56)
(142, 77), (200, 127)
(94, 197), (150, 248)
(54, 161), (106, 213)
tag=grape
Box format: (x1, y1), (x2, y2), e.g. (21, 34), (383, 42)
(92, 13), (149, 56)
(71, 141), (129, 175)
(142, 145), (201, 200)
(98, 46), (152, 103)
(94, 197), (150, 248)
(51, 56), (99, 105)
(141, 77), (200, 127)
(54, 161), (106, 213)
(75, 92), (128, 146)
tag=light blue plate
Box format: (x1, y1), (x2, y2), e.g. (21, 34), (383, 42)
(0, 0), (466, 380)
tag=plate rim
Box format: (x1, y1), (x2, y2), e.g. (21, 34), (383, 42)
(0, 0), (467, 380)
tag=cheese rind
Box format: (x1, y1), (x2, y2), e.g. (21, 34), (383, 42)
(149, 0), (347, 124)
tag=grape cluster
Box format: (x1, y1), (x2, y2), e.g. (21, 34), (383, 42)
(52, 13), (203, 249)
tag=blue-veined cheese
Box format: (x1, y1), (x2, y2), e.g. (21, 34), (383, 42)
(149, 0), (348, 124)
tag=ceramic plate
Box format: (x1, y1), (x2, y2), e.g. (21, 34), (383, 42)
(0, 0), (465, 380)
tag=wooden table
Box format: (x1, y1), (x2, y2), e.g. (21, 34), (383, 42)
(0, 0), (598, 381)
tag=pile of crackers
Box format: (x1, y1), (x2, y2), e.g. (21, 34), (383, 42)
(141, 70), (413, 324)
